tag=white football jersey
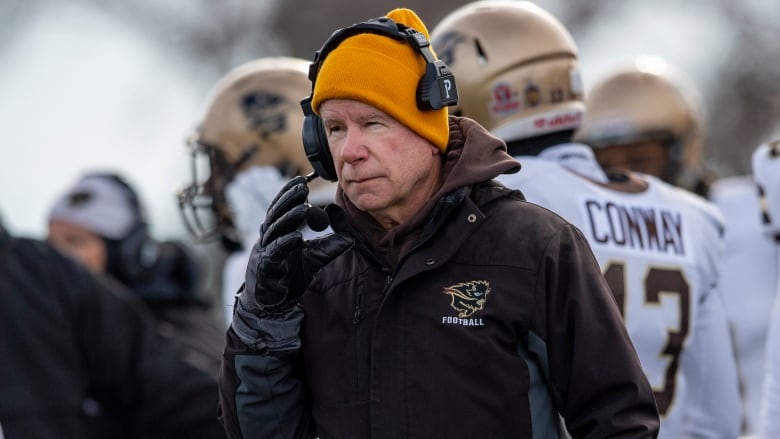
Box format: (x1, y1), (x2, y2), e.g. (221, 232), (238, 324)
(710, 176), (779, 435)
(753, 139), (780, 438)
(498, 144), (741, 438)
(759, 245), (780, 439)
(752, 140), (780, 238)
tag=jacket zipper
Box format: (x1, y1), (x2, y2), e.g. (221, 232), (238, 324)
(354, 269), (392, 398)
(383, 273), (393, 295)
(352, 271), (393, 325)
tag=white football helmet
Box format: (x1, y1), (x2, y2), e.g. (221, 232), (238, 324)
(178, 57), (313, 250)
(430, 1), (584, 142)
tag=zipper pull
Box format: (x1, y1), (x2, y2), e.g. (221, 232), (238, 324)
(352, 290), (364, 325)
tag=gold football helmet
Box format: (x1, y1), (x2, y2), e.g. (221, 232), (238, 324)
(178, 57), (313, 250)
(574, 55), (704, 187)
(430, 0), (584, 141)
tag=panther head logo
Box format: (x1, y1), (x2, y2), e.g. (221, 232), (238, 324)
(240, 91), (288, 139)
(443, 280), (491, 318)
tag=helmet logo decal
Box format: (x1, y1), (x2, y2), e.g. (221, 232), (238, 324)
(524, 82), (541, 107)
(770, 139), (780, 158)
(67, 191), (93, 207)
(489, 82), (520, 117)
(550, 87), (565, 103)
(533, 111), (583, 131)
(569, 67), (584, 97)
(240, 92), (288, 139)
(430, 31), (467, 66)
(443, 280), (491, 318)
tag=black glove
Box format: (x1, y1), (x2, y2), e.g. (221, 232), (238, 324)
(244, 175), (352, 315)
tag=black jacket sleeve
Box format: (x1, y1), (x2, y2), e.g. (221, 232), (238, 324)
(0, 235), (225, 438)
(74, 254), (227, 438)
(219, 323), (314, 439)
(537, 224), (660, 438)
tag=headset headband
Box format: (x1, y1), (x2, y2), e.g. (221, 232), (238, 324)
(307, 17), (437, 85)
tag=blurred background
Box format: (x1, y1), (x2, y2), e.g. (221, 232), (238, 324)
(1, 0), (778, 242)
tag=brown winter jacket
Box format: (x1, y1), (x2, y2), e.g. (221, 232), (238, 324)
(220, 116), (660, 439)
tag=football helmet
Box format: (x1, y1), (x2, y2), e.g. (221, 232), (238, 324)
(430, 0), (584, 141)
(178, 57), (314, 251)
(574, 55), (703, 187)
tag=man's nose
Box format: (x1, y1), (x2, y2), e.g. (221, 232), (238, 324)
(339, 127), (368, 163)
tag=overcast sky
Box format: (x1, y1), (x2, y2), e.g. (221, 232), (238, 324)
(0, 2), (203, 239)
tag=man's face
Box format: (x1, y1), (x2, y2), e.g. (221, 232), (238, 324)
(48, 220), (107, 272)
(594, 140), (670, 179)
(319, 99), (442, 228)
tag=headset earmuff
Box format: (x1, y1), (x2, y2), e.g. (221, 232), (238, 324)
(301, 96), (337, 182)
(96, 173), (157, 282)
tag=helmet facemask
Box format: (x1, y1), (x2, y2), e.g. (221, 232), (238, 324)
(177, 135), (255, 252)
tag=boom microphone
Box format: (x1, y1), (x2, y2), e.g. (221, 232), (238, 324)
(306, 206), (330, 232)
(303, 172), (330, 232)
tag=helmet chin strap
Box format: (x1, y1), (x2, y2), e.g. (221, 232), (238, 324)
(224, 144), (260, 181)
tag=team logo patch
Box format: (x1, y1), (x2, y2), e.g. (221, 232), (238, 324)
(443, 280), (491, 318)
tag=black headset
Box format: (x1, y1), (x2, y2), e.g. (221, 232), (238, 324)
(300, 16), (459, 182)
(92, 173), (157, 283)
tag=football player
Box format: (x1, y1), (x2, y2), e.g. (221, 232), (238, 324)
(709, 165), (778, 434)
(178, 57), (336, 324)
(575, 54), (712, 196)
(431, 2), (741, 437)
(754, 138), (780, 438)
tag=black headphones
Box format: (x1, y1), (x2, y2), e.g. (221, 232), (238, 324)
(92, 173), (157, 283)
(300, 16), (459, 182)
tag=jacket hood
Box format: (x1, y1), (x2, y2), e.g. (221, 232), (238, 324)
(436, 116), (521, 198)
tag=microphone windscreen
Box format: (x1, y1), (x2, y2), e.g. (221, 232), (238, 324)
(306, 206), (330, 232)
